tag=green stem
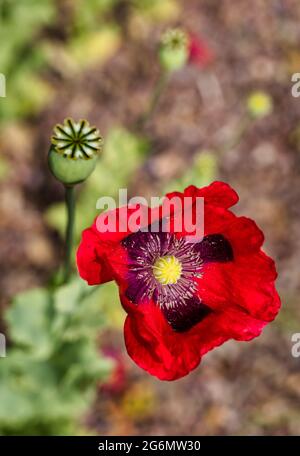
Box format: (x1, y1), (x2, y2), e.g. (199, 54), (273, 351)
(138, 71), (169, 129)
(63, 185), (76, 284)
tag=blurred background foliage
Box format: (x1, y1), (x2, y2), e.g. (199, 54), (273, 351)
(0, 0), (179, 120)
(0, 0), (300, 437)
(0, 0), (56, 120)
(0, 279), (112, 435)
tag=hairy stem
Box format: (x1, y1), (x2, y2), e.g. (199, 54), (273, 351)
(63, 185), (76, 283)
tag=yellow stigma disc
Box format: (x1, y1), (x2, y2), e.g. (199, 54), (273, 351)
(153, 255), (182, 285)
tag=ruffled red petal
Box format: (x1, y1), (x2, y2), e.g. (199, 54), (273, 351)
(77, 204), (152, 285)
(76, 225), (113, 285)
(166, 181), (239, 210)
(123, 296), (231, 380)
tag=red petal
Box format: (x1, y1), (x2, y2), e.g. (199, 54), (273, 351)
(196, 250), (280, 328)
(76, 226), (113, 285)
(77, 204), (153, 285)
(222, 216), (265, 255)
(124, 298), (231, 381)
(166, 181), (239, 210)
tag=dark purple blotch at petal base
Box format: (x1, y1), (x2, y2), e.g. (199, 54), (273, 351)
(125, 278), (149, 304)
(162, 297), (213, 332)
(122, 230), (233, 333)
(195, 234), (233, 263)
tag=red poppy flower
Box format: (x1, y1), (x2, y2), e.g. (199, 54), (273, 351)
(188, 33), (214, 68)
(77, 182), (280, 381)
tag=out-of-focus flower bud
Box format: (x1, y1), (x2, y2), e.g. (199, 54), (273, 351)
(159, 28), (188, 72)
(48, 118), (102, 185)
(247, 91), (273, 119)
(188, 33), (214, 68)
(99, 347), (127, 396)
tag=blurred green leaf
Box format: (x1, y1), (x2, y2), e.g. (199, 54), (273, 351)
(72, 0), (119, 34)
(97, 281), (125, 329)
(5, 288), (54, 358)
(133, 0), (180, 21)
(0, 156), (10, 181)
(0, 277), (113, 435)
(67, 27), (121, 69)
(164, 150), (218, 193)
(53, 279), (105, 341)
(0, 0), (56, 121)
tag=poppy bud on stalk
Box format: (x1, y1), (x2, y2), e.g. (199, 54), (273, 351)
(48, 118), (102, 186)
(159, 28), (189, 72)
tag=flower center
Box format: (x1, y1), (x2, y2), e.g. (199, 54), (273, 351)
(153, 255), (182, 285)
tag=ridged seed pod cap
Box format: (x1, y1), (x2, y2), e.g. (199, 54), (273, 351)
(48, 118), (102, 185)
(159, 28), (189, 72)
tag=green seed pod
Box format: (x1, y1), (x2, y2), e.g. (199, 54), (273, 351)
(159, 28), (188, 73)
(48, 118), (102, 185)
